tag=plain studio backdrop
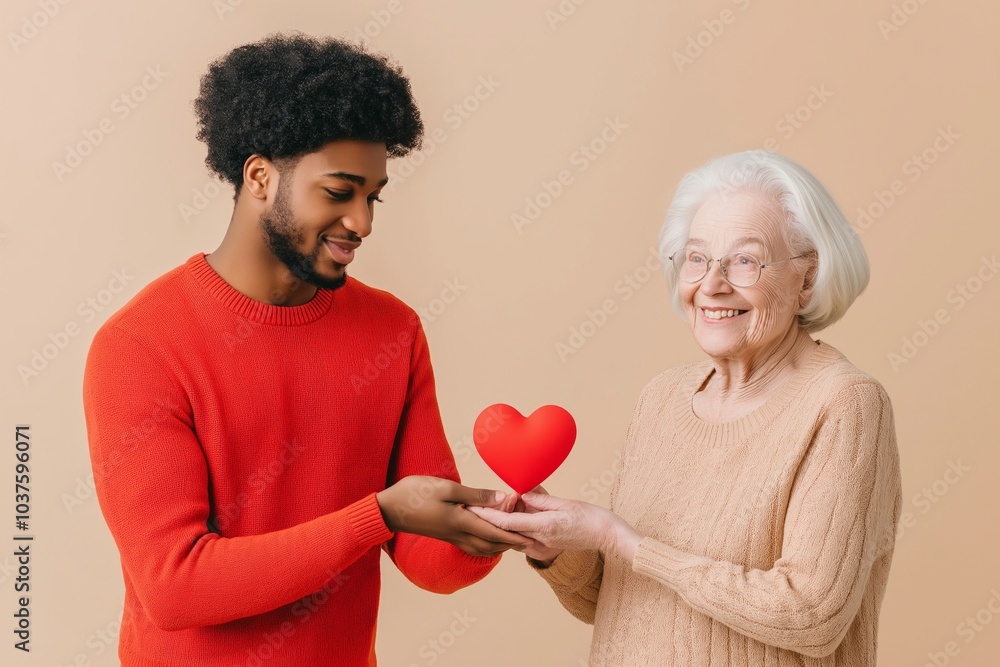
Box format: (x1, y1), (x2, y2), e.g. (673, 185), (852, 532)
(2, 1), (999, 665)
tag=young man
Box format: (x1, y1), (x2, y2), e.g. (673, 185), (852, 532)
(83, 33), (527, 665)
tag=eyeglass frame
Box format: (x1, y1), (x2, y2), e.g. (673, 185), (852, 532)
(667, 249), (810, 288)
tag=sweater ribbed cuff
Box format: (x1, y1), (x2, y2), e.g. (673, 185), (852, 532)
(632, 537), (693, 585)
(451, 547), (502, 570)
(346, 493), (394, 547)
(532, 549), (600, 591)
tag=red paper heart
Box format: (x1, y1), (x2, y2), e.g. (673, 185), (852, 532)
(473, 404), (576, 494)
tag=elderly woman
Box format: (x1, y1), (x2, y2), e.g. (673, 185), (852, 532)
(474, 151), (902, 665)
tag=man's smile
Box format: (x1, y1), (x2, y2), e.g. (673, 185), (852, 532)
(323, 237), (360, 265)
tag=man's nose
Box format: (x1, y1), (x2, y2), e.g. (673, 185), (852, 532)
(342, 202), (373, 238)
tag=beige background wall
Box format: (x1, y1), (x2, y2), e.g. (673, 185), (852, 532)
(2, 1), (998, 665)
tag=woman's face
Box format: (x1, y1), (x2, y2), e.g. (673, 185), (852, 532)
(678, 191), (812, 364)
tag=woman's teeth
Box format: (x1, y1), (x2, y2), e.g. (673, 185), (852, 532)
(703, 309), (746, 320)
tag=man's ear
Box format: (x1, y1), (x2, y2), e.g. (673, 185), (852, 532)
(798, 253), (818, 310)
(241, 154), (277, 202)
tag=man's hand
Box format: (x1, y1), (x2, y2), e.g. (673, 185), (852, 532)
(376, 476), (532, 557)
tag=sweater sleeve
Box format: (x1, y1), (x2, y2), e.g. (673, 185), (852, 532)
(83, 324), (393, 631)
(530, 375), (657, 623)
(630, 382), (901, 658)
(381, 316), (500, 592)
(527, 549), (604, 624)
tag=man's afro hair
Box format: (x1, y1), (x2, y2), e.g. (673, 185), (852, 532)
(193, 32), (423, 189)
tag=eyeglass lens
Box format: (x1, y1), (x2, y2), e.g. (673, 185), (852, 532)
(673, 252), (761, 287)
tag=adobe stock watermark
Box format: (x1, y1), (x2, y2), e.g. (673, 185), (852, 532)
(7, 0), (74, 53)
(243, 570), (351, 666)
(578, 438), (647, 504)
(62, 393), (182, 512)
(887, 254), (997, 372)
(892, 459), (970, 544)
(383, 423), (475, 484)
(877, 0), (933, 41)
(349, 327), (410, 395)
(349, 277), (468, 393)
(17, 267), (135, 385)
(672, 0), (753, 73)
(392, 407), (511, 526)
(51, 65), (169, 182)
(711, 150), (778, 204)
(217, 272), (316, 352)
(920, 586), (1000, 667)
(701, 91), (830, 195)
(556, 246), (660, 363)
(545, 0), (588, 30)
(212, 439), (307, 532)
(511, 117), (628, 234)
(0, 555), (18, 586)
(385, 75), (501, 193)
(342, 0), (409, 45)
(212, 0), (258, 20)
(407, 610), (478, 667)
(586, 596), (663, 666)
(760, 85), (834, 152)
(854, 126), (959, 235)
(446, 430), (476, 466)
(410, 277), (469, 328)
(580, 451), (622, 503)
(178, 177), (228, 224)
(54, 605), (137, 667)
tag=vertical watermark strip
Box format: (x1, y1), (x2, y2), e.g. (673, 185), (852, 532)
(13, 425), (33, 652)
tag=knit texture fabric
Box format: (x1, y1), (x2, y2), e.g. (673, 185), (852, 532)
(83, 252), (499, 666)
(535, 341), (901, 666)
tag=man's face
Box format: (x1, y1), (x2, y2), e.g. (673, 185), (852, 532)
(261, 139), (389, 291)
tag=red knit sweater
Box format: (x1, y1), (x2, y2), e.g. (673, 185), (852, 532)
(82, 252), (500, 666)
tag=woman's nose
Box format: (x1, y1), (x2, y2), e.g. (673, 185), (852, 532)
(699, 259), (733, 294)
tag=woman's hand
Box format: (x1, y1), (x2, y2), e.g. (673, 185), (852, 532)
(503, 487), (563, 564)
(468, 490), (642, 563)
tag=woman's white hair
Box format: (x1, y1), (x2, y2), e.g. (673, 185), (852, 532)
(657, 150), (869, 333)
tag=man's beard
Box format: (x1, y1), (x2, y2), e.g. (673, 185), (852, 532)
(260, 182), (347, 293)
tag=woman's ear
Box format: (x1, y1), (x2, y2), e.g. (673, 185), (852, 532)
(798, 253), (818, 309)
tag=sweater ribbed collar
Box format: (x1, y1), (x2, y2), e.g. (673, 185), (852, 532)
(187, 252), (336, 326)
(671, 340), (843, 447)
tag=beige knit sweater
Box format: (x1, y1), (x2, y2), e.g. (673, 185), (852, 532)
(534, 341), (901, 666)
